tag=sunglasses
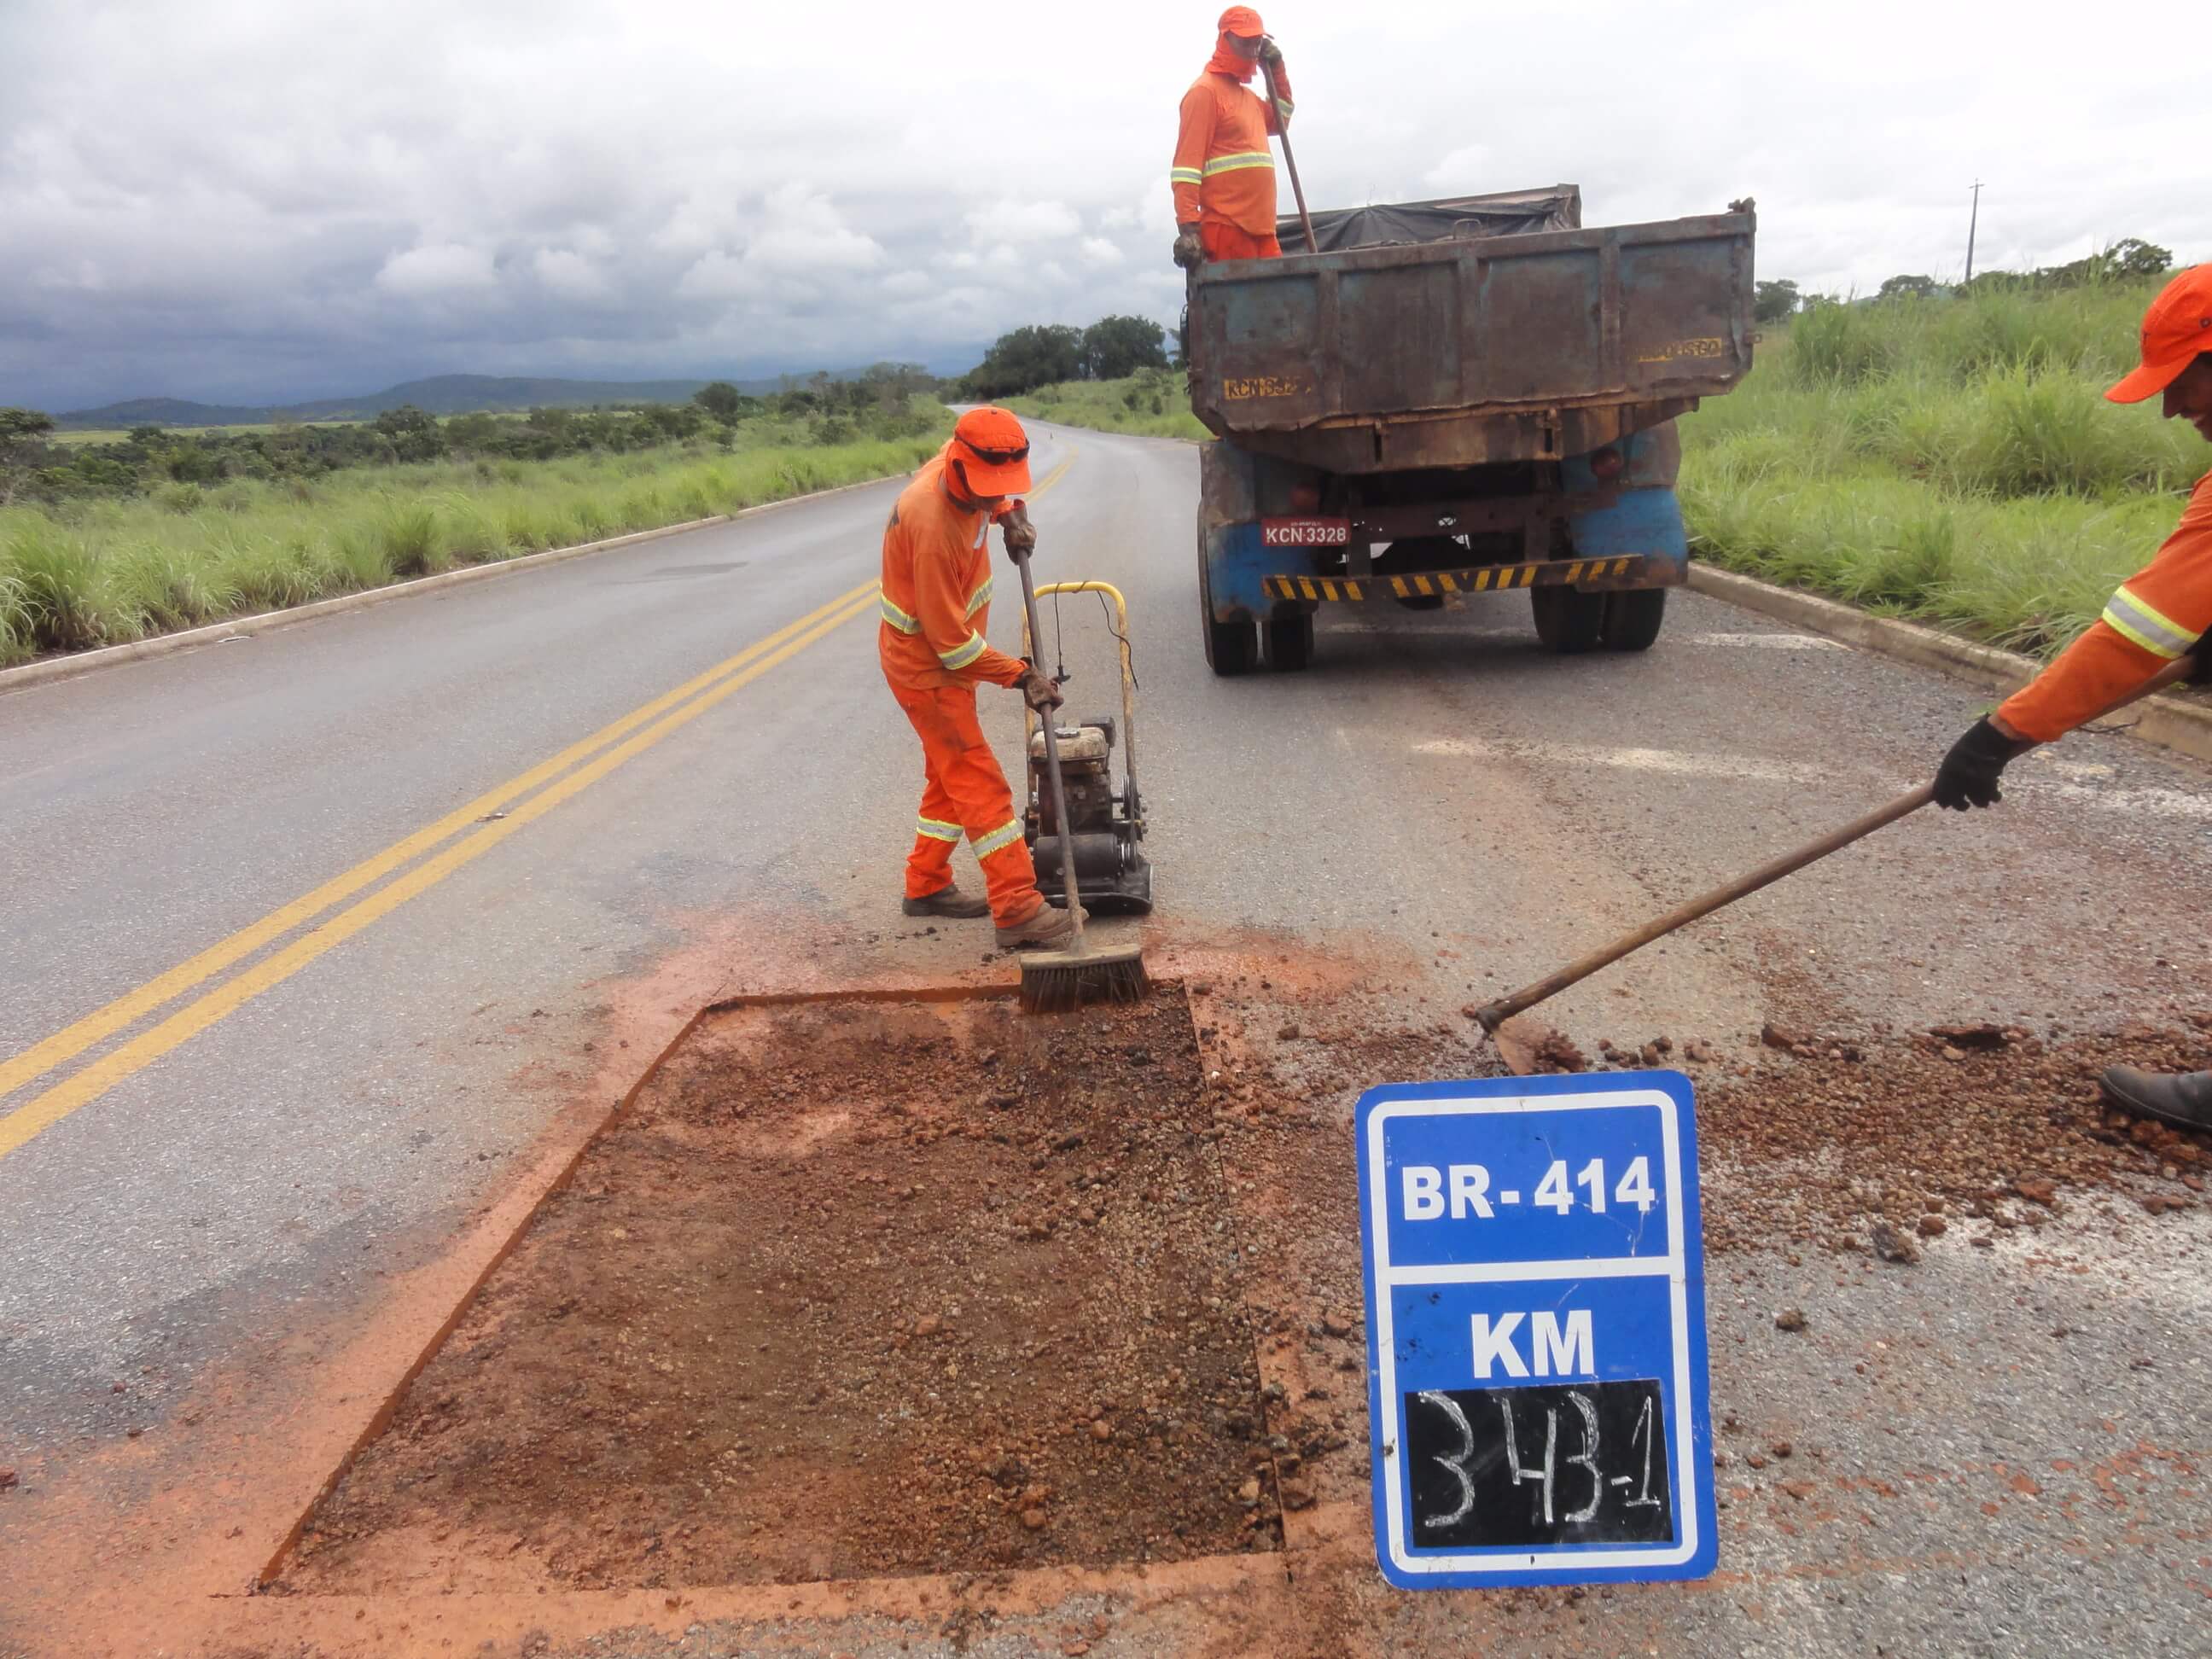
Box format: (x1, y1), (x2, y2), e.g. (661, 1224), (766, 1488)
(960, 439), (1029, 466)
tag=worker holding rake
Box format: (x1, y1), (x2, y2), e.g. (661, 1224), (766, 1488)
(1169, 6), (1293, 270)
(879, 406), (1078, 952)
(1932, 265), (2212, 1131)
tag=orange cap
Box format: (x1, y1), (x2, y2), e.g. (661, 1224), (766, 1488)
(2108, 265), (2212, 404)
(949, 406), (1033, 496)
(1219, 6), (1266, 37)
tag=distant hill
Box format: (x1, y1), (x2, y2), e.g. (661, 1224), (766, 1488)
(55, 371), (855, 429)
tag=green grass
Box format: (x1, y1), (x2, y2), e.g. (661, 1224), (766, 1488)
(44, 421), (367, 446)
(1680, 281), (2208, 658)
(0, 414), (951, 664)
(1005, 370), (1209, 439)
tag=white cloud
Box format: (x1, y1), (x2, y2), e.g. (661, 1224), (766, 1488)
(533, 247), (610, 301)
(373, 242), (496, 299)
(3, 0), (2206, 407)
(964, 198), (1082, 245)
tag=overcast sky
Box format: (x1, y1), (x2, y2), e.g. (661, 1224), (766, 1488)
(3, 0), (2205, 410)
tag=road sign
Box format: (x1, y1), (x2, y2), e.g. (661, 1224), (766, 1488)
(1357, 1070), (1716, 1588)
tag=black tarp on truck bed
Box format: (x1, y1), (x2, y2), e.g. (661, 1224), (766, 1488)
(1275, 186), (1580, 253)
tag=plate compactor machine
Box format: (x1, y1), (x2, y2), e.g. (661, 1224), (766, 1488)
(1021, 581), (1152, 915)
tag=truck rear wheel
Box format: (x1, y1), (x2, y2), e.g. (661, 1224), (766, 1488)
(1601, 588), (1668, 652)
(1207, 616), (1257, 675)
(1530, 585), (1605, 654)
(1266, 611), (1314, 672)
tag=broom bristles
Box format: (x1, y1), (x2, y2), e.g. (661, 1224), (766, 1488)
(1017, 953), (1149, 1015)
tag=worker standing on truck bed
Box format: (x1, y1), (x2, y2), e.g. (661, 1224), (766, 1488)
(879, 406), (1075, 951)
(1170, 6), (1292, 270)
(1930, 265), (2212, 1130)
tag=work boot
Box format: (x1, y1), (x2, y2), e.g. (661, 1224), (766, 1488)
(994, 901), (1086, 952)
(903, 884), (991, 919)
(2099, 1066), (2212, 1134)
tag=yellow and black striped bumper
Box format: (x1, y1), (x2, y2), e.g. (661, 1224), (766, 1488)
(1260, 556), (1647, 604)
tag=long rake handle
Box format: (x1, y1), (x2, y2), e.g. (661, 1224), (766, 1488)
(1263, 60), (1318, 254)
(1474, 785), (1933, 1032)
(1473, 656), (2196, 1033)
(1011, 544), (1086, 947)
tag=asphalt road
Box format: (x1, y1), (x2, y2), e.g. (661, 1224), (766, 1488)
(3, 422), (2209, 1655)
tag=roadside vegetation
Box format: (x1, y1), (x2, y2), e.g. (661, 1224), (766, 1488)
(0, 391), (950, 665)
(1006, 369), (1208, 440)
(1680, 274), (2203, 658)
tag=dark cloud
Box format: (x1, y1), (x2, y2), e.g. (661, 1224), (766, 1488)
(3, 0), (2203, 410)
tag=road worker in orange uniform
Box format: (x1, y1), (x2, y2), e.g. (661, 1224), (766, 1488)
(1932, 265), (2212, 1130)
(1170, 7), (1293, 270)
(879, 406), (1076, 951)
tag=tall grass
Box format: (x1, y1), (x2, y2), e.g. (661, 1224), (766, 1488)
(1682, 279), (2208, 656)
(1006, 370), (1210, 440)
(0, 416), (950, 665)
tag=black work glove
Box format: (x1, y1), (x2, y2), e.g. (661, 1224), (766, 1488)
(1016, 664), (1062, 713)
(1172, 225), (1204, 270)
(1932, 717), (2035, 810)
(2191, 646), (2212, 687)
(998, 501), (1036, 563)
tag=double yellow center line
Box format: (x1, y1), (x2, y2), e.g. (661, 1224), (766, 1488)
(0, 581), (876, 1159)
(0, 449), (1076, 1162)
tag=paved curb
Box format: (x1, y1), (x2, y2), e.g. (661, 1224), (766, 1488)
(0, 472), (905, 696)
(1687, 562), (2212, 767)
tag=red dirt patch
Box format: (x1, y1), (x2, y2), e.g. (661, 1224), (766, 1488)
(278, 989), (1276, 1595)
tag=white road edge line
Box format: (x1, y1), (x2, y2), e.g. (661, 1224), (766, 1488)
(0, 470), (910, 696)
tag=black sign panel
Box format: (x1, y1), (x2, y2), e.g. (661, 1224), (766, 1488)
(1402, 1379), (1674, 1551)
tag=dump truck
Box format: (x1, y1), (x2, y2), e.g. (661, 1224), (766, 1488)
(1189, 187), (1756, 672)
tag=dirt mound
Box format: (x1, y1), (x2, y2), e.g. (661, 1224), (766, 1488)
(281, 989), (1275, 1594)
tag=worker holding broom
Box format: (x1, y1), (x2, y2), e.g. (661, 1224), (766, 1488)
(1170, 7), (1293, 270)
(879, 405), (1078, 952)
(1931, 264), (2212, 1130)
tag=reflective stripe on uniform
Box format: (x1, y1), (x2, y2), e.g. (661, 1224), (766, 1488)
(938, 632), (987, 671)
(2103, 585), (2198, 660)
(966, 576), (993, 616)
(880, 591), (920, 633)
(1170, 167), (1203, 185)
(1203, 151), (1273, 175)
(973, 818), (1025, 859)
(1272, 97), (1293, 122)
(917, 816), (963, 843)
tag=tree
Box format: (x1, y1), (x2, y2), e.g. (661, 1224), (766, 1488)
(962, 323), (1086, 399)
(1081, 315), (1172, 381)
(694, 381), (745, 422)
(372, 404), (445, 463)
(0, 408), (55, 448)
(1753, 279), (1801, 324)
(2107, 236), (2172, 279)
(1877, 273), (1940, 301)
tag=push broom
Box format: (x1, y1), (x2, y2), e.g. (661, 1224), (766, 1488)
(1008, 524), (1148, 1013)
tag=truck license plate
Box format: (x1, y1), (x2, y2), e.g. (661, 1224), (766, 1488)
(1261, 517), (1350, 548)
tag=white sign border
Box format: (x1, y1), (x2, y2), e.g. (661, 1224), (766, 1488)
(1365, 1087), (1700, 1577)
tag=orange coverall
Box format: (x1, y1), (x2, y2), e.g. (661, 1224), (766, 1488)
(878, 455), (1042, 926)
(1172, 55), (1293, 262)
(1998, 471), (2212, 740)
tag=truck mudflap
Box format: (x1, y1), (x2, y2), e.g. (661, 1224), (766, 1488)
(1260, 554), (1657, 603)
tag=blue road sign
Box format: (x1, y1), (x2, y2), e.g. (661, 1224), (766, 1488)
(1357, 1070), (1717, 1589)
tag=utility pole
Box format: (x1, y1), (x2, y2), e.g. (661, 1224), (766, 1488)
(1964, 180), (1983, 285)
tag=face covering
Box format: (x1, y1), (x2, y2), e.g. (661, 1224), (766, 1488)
(1207, 32), (1257, 83)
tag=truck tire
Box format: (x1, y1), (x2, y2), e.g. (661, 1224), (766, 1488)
(1530, 585), (1605, 654)
(1207, 616), (1257, 675)
(1266, 611), (1314, 672)
(1601, 588), (1668, 652)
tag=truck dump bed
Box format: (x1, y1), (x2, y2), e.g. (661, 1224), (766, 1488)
(1186, 187), (1756, 473)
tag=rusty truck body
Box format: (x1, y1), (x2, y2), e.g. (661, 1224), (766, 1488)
(1188, 187), (1756, 672)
